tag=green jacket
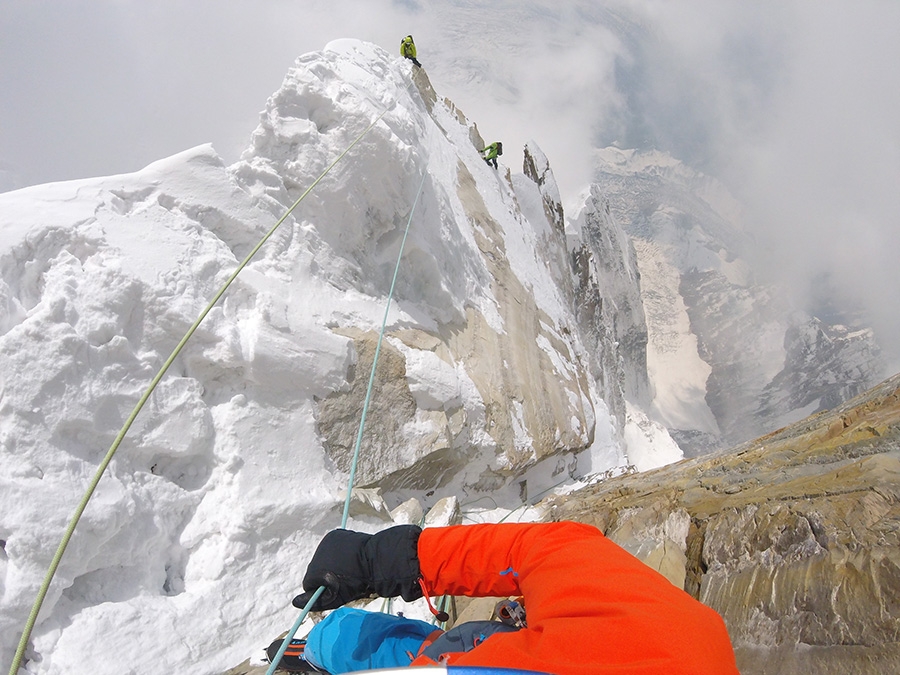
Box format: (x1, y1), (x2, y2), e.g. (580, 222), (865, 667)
(401, 36), (417, 59)
(483, 142), (500, 160)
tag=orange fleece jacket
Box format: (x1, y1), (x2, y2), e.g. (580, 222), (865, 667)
(412, 521), (738, 674)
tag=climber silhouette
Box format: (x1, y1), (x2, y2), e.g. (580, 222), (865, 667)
(482, 141), (502, 169)
(400, 35), (421, 68)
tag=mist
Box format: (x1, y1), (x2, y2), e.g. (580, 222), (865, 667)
(2, 0), (898, 365)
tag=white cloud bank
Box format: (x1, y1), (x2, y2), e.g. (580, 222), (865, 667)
(2, 0), (899, 361)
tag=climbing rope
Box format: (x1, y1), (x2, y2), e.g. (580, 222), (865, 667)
(265, 167), (429, 675)
(341, 168), (428, 526)
(7, 108), (391, 675)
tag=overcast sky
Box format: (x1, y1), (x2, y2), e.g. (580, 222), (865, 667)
(2, 0), (899, 365)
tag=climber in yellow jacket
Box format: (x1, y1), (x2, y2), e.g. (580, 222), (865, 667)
(482, 141), (503, 169)
(400, 35), (421, 68)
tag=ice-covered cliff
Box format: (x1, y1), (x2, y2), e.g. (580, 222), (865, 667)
(0, 40), (671, 674)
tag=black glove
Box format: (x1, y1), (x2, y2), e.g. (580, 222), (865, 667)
(292, 525), (423, 611)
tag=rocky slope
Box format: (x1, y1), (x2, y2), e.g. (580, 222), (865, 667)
(548, 371), (900, 674)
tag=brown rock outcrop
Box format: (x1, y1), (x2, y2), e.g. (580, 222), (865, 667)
(546, 372), (900, 674)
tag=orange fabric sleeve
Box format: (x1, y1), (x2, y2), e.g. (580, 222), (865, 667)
(413, 521), (738, 675)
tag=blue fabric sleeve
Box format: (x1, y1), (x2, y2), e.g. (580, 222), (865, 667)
(305, 607), (438, 673)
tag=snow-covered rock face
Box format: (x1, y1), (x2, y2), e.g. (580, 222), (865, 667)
(0, 40), (651, 674)
(230, 40), (611, 496)
(567, 185), (682, 472)
(594, 147), (885, 454)
(570, 184), (650, 419)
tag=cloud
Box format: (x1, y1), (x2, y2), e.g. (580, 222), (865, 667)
(417, 2), (626, 204)
(722, 2), (900, 365)
(0, 0), (409, 185)
(1, 0), (625, 204)
(3, 0), (899, 364)
(588, 0), (900, 365)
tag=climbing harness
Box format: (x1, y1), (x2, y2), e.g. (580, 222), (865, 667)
(7, 107), (392, 675)
(265, 167), (429, 675)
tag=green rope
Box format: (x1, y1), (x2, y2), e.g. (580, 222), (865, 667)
(340, 168), (429, 526)
(265, 167), (429, 675)
(7, 109), (389, 675)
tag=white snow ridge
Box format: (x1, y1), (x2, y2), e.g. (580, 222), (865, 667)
(1, 40), (675, 674)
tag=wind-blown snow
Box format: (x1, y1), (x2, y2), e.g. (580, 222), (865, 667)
(0, 40), (660, 675)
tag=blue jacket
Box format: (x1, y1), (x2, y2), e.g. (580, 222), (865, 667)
(305, 607), (436, 672)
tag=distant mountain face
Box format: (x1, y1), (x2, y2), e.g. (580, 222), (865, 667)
(592, 147), (886, 455)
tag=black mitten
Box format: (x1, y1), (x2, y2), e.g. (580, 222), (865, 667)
(292, 529), (371, 610)
(292, 525), (423, 611)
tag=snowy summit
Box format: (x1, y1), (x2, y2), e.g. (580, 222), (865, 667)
(1, 40), (680, 674)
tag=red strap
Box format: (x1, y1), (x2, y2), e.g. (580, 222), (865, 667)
(418, 577), (449, 622)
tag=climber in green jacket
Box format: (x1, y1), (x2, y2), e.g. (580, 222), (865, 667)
(482, 141), (503, 169)
(401, 35), (421, 68)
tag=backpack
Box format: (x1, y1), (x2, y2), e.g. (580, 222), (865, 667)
(265, 638), (328, 674)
